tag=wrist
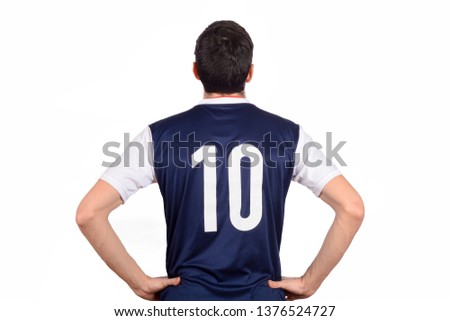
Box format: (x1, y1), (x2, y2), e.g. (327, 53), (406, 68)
(127, 271), (149, 292)
(299, 275), (319, 297)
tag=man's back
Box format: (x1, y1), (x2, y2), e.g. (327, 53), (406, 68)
(151, 97), (298, 300)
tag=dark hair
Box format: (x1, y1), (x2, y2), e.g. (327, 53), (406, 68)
(194, 20), (253, 94)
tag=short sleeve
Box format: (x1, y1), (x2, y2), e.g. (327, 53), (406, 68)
(100, 127), (156, 203)
(292, 126), (341, 197)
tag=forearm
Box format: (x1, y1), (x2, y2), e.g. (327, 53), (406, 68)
(303, 210), (363, 294)
(78, 214), (146, 290)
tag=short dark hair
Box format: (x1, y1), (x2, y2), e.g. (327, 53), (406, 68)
(194, 20), (254, 94)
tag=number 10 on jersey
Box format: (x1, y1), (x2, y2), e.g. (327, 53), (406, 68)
(192, 144), (263, 232)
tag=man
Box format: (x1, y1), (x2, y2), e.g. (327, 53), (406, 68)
(76, 20), (364, 301)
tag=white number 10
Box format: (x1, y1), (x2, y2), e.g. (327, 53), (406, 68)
(191, 144), (263, 232)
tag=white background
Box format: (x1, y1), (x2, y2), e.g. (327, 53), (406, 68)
(1, 0), (449, 320)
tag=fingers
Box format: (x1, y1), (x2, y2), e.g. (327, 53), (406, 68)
(152, 276), (181, 292)
(268, 277), (311, 301)
(268, 278), (297, 290)
(269, 280), (298, 301)
(285, 294), (300, 301)
(135, 276), (181, 300)
(137, 291), (157, 301)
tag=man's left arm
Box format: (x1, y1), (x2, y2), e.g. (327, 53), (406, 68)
(269, 175), (364, 299)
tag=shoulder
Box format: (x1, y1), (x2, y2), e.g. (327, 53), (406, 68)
(253, 104), (298, 125)
(150, 106), (200, 129)
(249, 104), (300, 136)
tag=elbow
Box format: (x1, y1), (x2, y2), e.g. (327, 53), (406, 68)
(342, 196), (365, 226)
(353, 202), (365, 225)
(76, 203), (96, 230)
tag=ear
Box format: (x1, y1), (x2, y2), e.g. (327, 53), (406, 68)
(246, 64), (254, 83)
(193, 62), (201, 80)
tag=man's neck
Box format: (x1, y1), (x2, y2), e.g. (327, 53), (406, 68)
(203, 92), (246, 99)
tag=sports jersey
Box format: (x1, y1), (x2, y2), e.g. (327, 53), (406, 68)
(101, 97), (340, 300)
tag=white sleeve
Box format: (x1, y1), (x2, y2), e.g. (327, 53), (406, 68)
(100, 127), (156, 203)
(292, 126), (341, 197)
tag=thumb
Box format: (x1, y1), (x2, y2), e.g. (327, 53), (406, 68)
(164, 276), (181, 287)
(268, 280), (284, 289)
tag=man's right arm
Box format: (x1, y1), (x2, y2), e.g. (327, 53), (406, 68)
(76, 179), (180, 300)
(76, 127), (180, 300)
(269, 175), (364, 299)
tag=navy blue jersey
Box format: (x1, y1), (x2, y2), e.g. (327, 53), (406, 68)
(101, 97), (340, 300)
(150, 101), (298, 300)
